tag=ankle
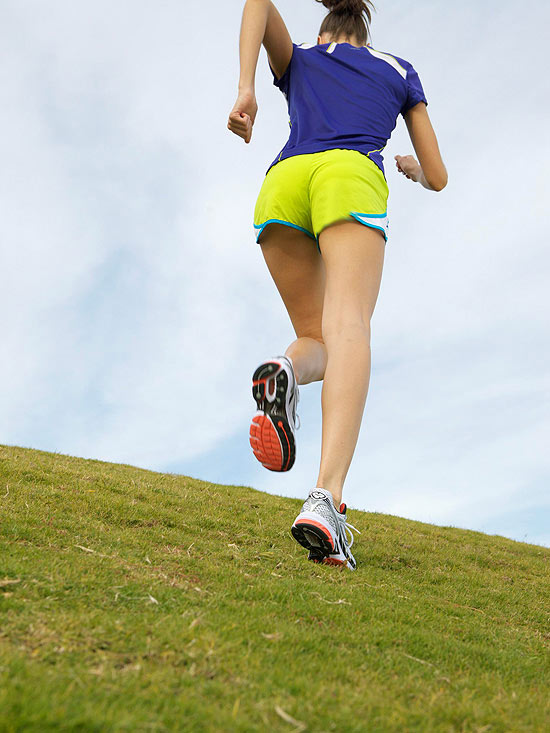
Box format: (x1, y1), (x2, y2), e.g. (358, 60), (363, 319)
(315, 486), (342, 511)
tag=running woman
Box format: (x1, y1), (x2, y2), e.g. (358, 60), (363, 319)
(227, 0), (447, 570)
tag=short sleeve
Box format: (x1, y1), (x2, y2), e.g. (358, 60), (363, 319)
(401, 64), (428, 116)
(268, 42), (298, 99)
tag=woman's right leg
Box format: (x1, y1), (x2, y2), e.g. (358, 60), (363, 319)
(316, 220), (386, 509)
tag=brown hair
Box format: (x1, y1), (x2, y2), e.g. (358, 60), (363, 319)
(316, 0), (375, 46)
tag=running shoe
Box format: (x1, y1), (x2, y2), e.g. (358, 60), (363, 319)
(249, 355), (300, 472)
(291, 488), (360, 570)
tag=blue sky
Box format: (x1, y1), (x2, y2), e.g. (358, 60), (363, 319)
(1, 0), (549, 547)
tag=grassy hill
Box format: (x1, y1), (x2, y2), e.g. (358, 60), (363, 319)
(1, 444), (549, 732)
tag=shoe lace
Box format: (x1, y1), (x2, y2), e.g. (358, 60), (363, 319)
(339, 519), (361, 550)
(304, 492), (361, 552)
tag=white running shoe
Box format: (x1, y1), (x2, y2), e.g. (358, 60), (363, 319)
(249, 355), (300, 472)
(291, 488), (360, 570)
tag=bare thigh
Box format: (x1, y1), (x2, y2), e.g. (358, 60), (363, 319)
(259, 223), (326, 342)
(318, 220), (385, 334)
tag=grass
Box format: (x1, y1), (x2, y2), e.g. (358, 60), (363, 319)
(1, 443), (549, 732)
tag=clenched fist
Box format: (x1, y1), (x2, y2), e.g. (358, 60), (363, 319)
(394, 154), (422, 182)
(227, 89), (258, 144)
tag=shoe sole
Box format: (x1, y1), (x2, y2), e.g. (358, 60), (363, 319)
(249, 361), (296, 472)
(293, 516), (356, 570)
(322, 554), (354, 570)
(291, 520), (334, 559)
(308, 550), (355, 570)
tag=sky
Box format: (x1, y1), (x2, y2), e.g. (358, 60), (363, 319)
(1, 0), (549, 548)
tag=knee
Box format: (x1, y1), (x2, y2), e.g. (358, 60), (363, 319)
(322, 316), (371, 345)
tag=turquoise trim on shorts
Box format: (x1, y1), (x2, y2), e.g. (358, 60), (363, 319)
(349, 212), (389, 241)
(254, 218), (316, 244)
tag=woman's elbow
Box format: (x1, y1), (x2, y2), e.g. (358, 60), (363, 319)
(429, 166), (448, 192)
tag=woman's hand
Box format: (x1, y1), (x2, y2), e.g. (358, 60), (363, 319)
(227, 88), (258, 144)
(394, 154), (422, 182)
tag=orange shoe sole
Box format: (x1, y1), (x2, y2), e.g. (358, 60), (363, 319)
(249, 412), (295, 472)
(250, 360), (296, 472)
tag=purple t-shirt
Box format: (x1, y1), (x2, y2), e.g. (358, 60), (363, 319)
(267, 41), (428, 177)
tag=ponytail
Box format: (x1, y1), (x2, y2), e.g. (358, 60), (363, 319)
(315, 0), (375, 46)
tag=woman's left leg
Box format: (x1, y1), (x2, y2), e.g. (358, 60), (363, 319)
(259, 222), (327, 385)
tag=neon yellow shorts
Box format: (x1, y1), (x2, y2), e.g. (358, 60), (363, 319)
(253, 148), (389, 249)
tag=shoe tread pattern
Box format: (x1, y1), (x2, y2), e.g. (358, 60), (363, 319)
(249, 361), (295, 472)
(291, 521), (334, 558)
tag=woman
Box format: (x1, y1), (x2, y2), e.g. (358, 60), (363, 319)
(227, 0), (447, 570)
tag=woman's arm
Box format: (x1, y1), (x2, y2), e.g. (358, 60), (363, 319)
(227, 0), (269, 144)
(395, 103), (448, 191)
(237, 0), (270, 92)
(227, 0), (292, 144)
